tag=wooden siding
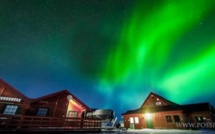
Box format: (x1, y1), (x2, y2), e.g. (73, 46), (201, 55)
(123, 111), (186, 129)
(141, 93), (169, 108)
(0, 84), (30, 115)
(28, 94), (69, 117)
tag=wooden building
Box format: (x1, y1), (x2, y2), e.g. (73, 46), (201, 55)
(0, 78), (102, 132)
(0, 78), (91, 117)
(0, 79), (31, 116)
(122, 92), (215, 129)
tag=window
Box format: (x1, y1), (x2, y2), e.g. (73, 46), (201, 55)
(134, 117), (139, 124)
(68, 111), (78, 117)
(195, 116), (203, 122)
(173, 115), (180, 122)
(36, 107), (48, 116)
(130, 117), (134, 123)
(156, 101), (161, 105)
(3, 105), (18, 115)
(166, 115), (173, 123)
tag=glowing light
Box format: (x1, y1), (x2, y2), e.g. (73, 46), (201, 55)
(145, 113), (152, 119)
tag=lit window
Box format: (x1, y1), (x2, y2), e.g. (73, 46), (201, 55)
(130, 117), (134, 123)
(156, 102), (161, 105)
(68, 111), (78, 117)
(3, 105), (18, 115)
(36, 107), (48, 116)
(166, 115), (173, 123)
(173, 115), (180, 122)
(134, 117), (139, 124)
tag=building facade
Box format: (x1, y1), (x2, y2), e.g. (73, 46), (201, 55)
(122, 92), (215, 129)
(0, 78), (91, 118)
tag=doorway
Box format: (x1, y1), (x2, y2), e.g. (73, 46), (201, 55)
(146, 119), (153, 128)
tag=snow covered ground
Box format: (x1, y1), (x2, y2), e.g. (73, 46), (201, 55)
(98, 129), (215, 134)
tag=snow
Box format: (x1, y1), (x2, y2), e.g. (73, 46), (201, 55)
(96, 129), (215, 134)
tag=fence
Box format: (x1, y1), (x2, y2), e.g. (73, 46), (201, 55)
(0, 114), (101, 132)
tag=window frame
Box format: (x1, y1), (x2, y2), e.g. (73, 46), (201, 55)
(129, 117), (134, 123)
(134, 117), (139, 124)
(3, 104), (19, 115)
(156, 102), (162, 105)
(67, 111), (78, 118)
(36, 107), (49, 116)
(166, 115), (173, 123)
(173, 115), (180, 122)
(195, 116), (203, 123)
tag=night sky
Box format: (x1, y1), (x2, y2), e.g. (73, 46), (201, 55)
(1, 0), (215, 120)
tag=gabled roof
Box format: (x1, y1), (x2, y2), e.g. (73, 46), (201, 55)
(141, 92), (180, 108)
(122, 92), (182, 115)
(31, 89), (91, 111)
(0, 78), (31, 103)
(122, 92), (214, 116)
(182, 102), (211, 113)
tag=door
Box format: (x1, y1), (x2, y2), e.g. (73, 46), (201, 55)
(129, 117), (135, 129)
(146, 119), (153, 128)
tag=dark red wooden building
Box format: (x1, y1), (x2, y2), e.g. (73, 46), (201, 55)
(0, 78), (91, 117)
(0, 78), (102, 132)
(122, 92), (215, 129)
(0, 79), (31, 116)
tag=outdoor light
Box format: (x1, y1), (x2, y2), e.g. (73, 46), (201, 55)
(145, 113), (151, 119)
(67, 95), (73, 101)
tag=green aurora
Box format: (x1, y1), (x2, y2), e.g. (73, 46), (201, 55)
(100, 0), (215, 104)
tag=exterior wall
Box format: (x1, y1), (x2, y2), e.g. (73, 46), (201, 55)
(66, 99), (86, 118)
(123, 111), (186, 129)
(123, 111), (215, 129)
(152, 111), (185, 129)
(27, 93), (87, 118)
(141, 94), (169, 108)
(27, 94), (69, 117)
(123, 114), (140, 129)
(0, 84), (30, 115)
(189, 111), (214, 123)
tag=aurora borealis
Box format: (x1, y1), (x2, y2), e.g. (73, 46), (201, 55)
(1, 0), (215, 119)
(100, 0), (215, 108)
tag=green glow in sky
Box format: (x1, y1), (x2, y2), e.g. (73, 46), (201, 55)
(100, 0), (215, 104)
(158, 41), (215, 103)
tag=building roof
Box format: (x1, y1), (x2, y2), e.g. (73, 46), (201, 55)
(0, 78), (92, 111)
(141, 92), (180, 108)
(0, 78), (31, 103)
(181, 102), (211, 113)
(122, 92), (213, 116)
(31, 89), (92, 111)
